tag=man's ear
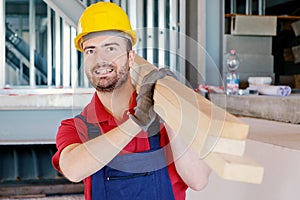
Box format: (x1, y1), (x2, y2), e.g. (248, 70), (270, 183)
(128, 50), (136, 68)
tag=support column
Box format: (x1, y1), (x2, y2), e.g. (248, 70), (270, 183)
(245, 0), (252, 15)
(62, 20), (70, 87)
(47, 6), (52, 86)
(54, 12), (61, 87)
(230, 0), (237, 14)
(205, 0), (223, 86)
(186, 0), (205, 88)
(146, 0), (154, 63)
(29, 0), (36, 87)
(158, 0), (166, 68)
(198, 0), (206, 84)
(71, 27), (78, 88)
(135, 0), (144, 57)
(178, 0), (186, 82)
(0, 0), (5, 88)
(169, 0), (178, 72)
(258, 0), (266, 15)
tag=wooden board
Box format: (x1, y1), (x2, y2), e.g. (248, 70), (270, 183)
(131, 55), (264, 184)
(204, 152), (264, 184)
(205, 136), (246, 156)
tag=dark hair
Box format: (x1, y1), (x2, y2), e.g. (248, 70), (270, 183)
(126, 38), (132, 51)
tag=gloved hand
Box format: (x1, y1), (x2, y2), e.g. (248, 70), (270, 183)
(130, 68), (176, 135)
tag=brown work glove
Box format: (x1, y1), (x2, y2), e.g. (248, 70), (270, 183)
(130, 68), (176, 135)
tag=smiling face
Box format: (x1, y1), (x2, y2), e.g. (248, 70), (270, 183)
(82, 34), (133, 93)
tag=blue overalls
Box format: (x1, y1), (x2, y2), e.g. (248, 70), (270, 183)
(76, 114), (175, 200)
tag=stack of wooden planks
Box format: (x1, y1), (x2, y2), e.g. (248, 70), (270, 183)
(132, 55), (264, 184)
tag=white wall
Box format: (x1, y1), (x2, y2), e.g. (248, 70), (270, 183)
(187, 140), (300, 200)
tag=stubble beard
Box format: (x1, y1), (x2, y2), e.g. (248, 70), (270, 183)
(90, 63), (130, 93)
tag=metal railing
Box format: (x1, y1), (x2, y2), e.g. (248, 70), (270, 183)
(1, 0), (187, 90)
(229, 0), (266, 15)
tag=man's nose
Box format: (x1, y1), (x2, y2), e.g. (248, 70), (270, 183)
(95, 50), (108, 63)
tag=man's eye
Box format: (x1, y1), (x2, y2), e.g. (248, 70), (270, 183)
(85, 49), (95, 55)
(106, 46), (117, 52)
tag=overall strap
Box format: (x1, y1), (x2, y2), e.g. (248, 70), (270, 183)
(75, 114), (101, 139)
(148, 134), (161, 150)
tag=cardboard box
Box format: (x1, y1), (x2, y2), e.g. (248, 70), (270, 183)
(283, 48), (295, 62)
(224, 34), (273, 55)
(224, 54), (274, 74)
(292, 45), (300, 64)
(231, 15), (277, 36)
(237, 72), (275, 82)
(295, 74), (300, 88)
(291, 20), (300, 37)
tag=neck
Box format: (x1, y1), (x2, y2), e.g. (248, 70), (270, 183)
(96, 78), (135, 120)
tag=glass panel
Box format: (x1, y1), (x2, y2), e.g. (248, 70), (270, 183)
(5, 0), (48, 87)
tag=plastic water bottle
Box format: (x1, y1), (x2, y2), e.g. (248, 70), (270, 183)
(225, 49), (240, 95)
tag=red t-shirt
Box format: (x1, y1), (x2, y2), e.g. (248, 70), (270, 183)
(52, 92), (187, 200)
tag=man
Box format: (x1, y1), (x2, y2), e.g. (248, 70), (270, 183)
(52, 2), (211, 200)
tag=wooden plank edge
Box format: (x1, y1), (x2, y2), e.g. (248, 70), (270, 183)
(202, 136), (246, 156)
(204, 152), (264, 184)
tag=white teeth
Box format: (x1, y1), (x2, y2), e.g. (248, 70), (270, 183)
(100, 69), (107, 73)
(95, 68), (113, 74)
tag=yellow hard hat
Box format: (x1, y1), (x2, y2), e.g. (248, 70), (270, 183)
(74, 2), (137, 52)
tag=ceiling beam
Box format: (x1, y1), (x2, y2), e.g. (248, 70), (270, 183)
(43, 0), (85, 27)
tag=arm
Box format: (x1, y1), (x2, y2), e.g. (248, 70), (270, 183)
(59, 118), (142, 183)
(164, 123), (211, 191)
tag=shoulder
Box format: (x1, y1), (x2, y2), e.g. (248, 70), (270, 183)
(56, 116), (89, 147)
(52, 116), (88, 172)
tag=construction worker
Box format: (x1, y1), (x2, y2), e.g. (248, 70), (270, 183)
(52, 2), (211, 200)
